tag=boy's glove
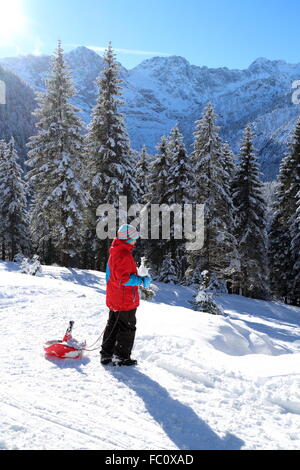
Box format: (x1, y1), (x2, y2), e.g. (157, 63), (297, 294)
(142, 276), (152, 288)
(123, 274), (144, 286)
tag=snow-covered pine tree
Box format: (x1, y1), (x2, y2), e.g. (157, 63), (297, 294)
(0, 139), (7, 260)
(0, 139), (5, 163)
(290, 193), (300, 305)
(158, 251), (177, 284)
(84, 42), (139, 270)
(222, 141), (236, 185)
(0, 137), (30, 260)
(268, 118), (300, 304)
(145, 135), (171, 276)
(221, 141), (241, 293)
(123, 147), (140, 207)
(263, 181), (278, 228)
(165, 125), (195, 282)
(20, 254), (42, 276)
(132, 146), (151, 264)
(26, 40), (88, 267)
(136, 145), (150, 203)
(165, 126), (194, 205)
(232, 124), (269, 299)
(146, 136), (170, 205)
(190, 270), (224, 315)
(186, 103), (239, 287)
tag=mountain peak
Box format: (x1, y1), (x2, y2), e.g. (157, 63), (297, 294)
(248, 56), (291, 72)
(248, 57), (272, 71)
(66, 46), (101, 60)
(166, 55), (190, 65)
(250, 57), (270, 65)
(131, 55), (190, 73)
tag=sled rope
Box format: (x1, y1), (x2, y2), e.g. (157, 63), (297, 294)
(80, 312), (121, 352)
(81, 334), (103, 352)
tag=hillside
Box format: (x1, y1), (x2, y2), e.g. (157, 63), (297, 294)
(0, 65), (36, 168)
(0, 260), (300, 450)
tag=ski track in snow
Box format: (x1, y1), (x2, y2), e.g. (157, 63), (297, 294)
(1, 261), (300, 450)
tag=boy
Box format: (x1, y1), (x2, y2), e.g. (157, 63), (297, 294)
(100, 224), (151, 366)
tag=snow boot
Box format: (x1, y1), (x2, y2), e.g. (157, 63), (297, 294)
(112, 356), (137, 367)
(100, 354), (112, 365)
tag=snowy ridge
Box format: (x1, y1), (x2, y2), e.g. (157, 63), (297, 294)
(1, 47), (300, 179)
(0, 260), (300, 450)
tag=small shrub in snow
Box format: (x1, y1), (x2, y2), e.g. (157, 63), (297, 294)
(192, 289), (224, 315)
(206, 272), (228, 294)
(13, 252), (26, 264)
(20, 255), (42, 276)
(190, 270), (225, 315)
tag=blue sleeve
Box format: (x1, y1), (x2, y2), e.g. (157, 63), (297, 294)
(105, 263), (110, 282)
(122, 274), (144, 286)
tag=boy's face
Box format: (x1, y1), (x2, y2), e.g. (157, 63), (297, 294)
(128, 239), (137, 246)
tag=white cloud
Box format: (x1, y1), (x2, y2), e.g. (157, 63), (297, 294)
(69, 44), (171, 57)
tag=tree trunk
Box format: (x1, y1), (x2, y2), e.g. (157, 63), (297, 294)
(1, 240), (5, 261)
(61, 251), (69, 268)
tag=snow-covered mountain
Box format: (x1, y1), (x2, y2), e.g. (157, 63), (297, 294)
(1, 260), (300, 450)
(1, 47), (300, 180)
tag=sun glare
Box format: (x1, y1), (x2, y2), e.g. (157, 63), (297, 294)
(0, 0), (28, 44)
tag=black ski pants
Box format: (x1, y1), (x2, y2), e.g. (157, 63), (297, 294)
(100, 308), (137, 359)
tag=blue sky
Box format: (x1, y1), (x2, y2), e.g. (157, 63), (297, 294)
(0, 0), (300, 70)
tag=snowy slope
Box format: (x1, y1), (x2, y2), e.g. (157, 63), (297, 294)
(1, 260), (300, 450)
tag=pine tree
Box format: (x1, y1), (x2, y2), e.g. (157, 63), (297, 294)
(222, 141), (240, 293)
(165, 126), (193, 205)
(0, 139), (7, 259)
(0, 137), (30, 260)
(123, 148), (140, 207)
(158, 252), (177, 284)
(146, 136), (170, 205)
(145, 135), (171, 275)
(132, 146), (150, 264)
(26, 41), (88, 266)
(136, 145), (150, 203)
(190, 270), (224, 315)
(232, 125), (269, 299)
(222, 141), (236, 186)
(165, 125), (194, 281)
(269, 118), (300, 304)
(268, 210), (288, 300)
(84, 42), (138, 270)
(290, 194), (300, 305)
(186, 103), (239, 286)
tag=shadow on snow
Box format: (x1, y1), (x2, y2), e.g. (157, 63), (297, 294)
(110, 367), (244, 450)
(44, 355), (91, 375)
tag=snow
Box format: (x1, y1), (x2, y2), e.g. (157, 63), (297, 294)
(0, 260), (300, 450)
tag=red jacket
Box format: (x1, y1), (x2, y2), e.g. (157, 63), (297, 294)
(105, 237), (140, 311)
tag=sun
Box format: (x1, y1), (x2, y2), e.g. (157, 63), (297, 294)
(0, 0), (28, 45)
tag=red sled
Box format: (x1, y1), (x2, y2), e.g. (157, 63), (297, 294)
(44, 321), (86, 359)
